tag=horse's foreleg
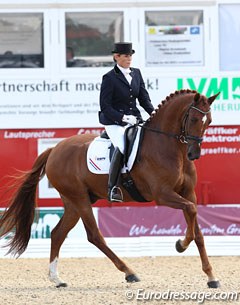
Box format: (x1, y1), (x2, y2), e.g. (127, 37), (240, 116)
(49, 256), (67, 288)
(194, 221), (220, 288)
(155, 191), (197, 252)
(81, 205), (140, 283)
(49, 203), (81, 287)
(175, 207), (197, 252)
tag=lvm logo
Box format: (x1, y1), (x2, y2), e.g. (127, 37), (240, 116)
(177, 77), (240, 100)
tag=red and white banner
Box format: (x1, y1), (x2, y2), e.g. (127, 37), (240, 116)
(0, 125), (239, 207)
(195, 125), (240, 204)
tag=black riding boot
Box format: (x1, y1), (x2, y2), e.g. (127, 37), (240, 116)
(108, 147), (123, 202)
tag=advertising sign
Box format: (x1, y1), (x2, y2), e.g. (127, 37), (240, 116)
(0, 125), (239, 206)
(0, 76), (239, 127)
(0, 127), (103, 208)
(195, 125), (240, 204)
(99, 206), (240, 237)
(146, 25), (203, 66)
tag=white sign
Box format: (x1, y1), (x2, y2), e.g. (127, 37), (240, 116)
(146, 25), (203, 66)
(0, 75), (239, 127)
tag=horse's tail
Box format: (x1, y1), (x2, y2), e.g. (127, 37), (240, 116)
(0, 148), (53, 257)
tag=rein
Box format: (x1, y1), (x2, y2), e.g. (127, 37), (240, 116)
(138, 104), (211, 145)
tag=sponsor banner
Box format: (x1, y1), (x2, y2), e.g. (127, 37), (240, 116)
(201, 126), (240, 157)
(1, 207), (239, 258)
(0, 126), (239, 206)
(0, 127), (103, 207)
(195, 125), (240, 204)
(98, 206), (240, 237)
(2, 205), (239, 240)
(0, 208), (97, 240)
(0, 76), (239, 127)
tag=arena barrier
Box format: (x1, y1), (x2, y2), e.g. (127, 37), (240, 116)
(0, 205), (240, 258)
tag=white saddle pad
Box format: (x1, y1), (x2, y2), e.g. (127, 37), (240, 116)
(87, 127), (141, 174)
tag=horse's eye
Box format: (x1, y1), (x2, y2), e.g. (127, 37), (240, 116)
(190, 117), (198, 123)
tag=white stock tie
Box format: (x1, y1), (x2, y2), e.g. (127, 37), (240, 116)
(124, 70), (132, 84)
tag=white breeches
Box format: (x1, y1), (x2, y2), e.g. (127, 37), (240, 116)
(105, 124), (130, 154)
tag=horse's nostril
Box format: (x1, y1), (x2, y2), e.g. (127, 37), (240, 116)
(188, 151), (200, 160)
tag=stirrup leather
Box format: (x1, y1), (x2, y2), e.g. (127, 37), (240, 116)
(109, 186), (123, 202)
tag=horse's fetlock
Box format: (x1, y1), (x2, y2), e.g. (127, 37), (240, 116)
(202, 263), (212, 274)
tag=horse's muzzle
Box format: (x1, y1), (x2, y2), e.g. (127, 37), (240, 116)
(187, 144), (201, 160)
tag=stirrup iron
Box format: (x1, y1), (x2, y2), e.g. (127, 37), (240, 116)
(109, 186), (123, 202)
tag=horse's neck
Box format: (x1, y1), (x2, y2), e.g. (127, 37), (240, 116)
(141, 96), (192, 159)
(149, 98), (190, 133)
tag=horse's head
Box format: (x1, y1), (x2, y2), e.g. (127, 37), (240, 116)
(184, 92), (220, 160)
(143, 90), (219, 161)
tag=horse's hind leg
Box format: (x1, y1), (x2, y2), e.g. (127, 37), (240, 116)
(80, 201), (140, 283)
(194, 220), (220, 288)
(49, 198), (81, 287)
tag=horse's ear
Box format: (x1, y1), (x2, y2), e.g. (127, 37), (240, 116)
(208, 92), (220, 105)
(194, 93), (200, 103)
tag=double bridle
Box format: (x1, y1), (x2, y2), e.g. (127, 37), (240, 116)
(139, 103), (211, 145)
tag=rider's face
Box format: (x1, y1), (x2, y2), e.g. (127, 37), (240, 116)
(114, 54), (132, 68)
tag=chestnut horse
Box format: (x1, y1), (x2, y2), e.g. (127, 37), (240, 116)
(0, 90), (220, 288)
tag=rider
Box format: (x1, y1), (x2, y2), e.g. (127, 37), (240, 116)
(99, 42), (155, 202)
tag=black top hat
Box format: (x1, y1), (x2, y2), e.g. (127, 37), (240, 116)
(112, 42), (135, 54)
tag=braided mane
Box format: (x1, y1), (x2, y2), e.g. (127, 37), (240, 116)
(148, 89), (197, 121)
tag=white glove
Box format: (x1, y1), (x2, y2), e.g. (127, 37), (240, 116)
(122, 115), (137, 125)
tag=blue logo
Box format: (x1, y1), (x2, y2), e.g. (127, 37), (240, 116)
(190, 26), (200, 34)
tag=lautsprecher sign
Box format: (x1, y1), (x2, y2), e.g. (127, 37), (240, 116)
(0, 126), (239, 206)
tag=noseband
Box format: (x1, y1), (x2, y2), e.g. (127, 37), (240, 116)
(139, 103), (211, 145)
(180, 104), (211, 144)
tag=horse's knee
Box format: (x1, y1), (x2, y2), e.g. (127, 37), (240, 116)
(185, 202), (197, 216)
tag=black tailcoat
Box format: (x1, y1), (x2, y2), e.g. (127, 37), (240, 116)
(99, 65), (154, 126)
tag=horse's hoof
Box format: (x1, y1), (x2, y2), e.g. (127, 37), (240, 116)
(125, 274), (140, 283)
(56, 282), (68, 288)
(207, 280), (220, 288)
(175, 239), (186, 253)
